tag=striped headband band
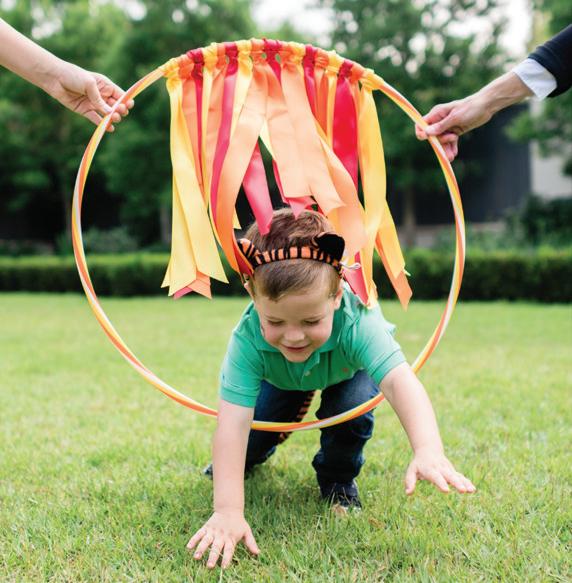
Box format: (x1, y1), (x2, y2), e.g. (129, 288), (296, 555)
(237, 232), (346, 275)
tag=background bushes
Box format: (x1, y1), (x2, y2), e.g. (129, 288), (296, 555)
(1, 250), (570, 302)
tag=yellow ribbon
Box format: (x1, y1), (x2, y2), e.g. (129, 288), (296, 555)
(162, 59), (227, 296)
(362, 70), (411, 308)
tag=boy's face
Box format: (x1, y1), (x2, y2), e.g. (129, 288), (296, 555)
(252, 282), (343, 363)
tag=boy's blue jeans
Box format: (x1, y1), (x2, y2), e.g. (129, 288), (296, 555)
(245, 370), (380, 485)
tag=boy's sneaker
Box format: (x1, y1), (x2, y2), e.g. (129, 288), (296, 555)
(202, 463), (255, 479)
(319, 480), (362, 514)
(202, 463), (214, 478)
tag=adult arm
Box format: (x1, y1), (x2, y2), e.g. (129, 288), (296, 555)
(0, 18), (131, 129)
(380, 362), (476, 495)
(415, 71), (533, 161)
(416, 25), (572, 161)
(187, 399), (260, 569)
(528, 24), (572, 97)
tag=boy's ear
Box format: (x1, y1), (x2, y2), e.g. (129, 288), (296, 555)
(244, 279), (255, 300)
(333, 284), (343, 309)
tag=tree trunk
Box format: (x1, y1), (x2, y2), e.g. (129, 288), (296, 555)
(402, 185), (416, 248)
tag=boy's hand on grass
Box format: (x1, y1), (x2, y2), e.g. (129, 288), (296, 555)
(187, 511), (260, 569)
(404, 448), (476, 495)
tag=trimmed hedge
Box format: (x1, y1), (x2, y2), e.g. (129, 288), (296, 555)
(0, 249), (571, 302)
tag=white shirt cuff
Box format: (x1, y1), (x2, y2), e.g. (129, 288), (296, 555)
(512, 58), (557, 100)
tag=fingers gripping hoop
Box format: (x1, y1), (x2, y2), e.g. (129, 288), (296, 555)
(72, 40), (465, 432)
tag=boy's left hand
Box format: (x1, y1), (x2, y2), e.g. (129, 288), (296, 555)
(404, 448), (476, 495)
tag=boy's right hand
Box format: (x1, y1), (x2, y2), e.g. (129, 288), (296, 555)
(187, 511), (260, 569)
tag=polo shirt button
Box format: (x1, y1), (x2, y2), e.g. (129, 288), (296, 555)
(304, 371), (311, 377)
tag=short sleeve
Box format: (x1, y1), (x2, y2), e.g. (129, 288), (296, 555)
(342, 303), (406, 385)
(219, 327), (262, 408)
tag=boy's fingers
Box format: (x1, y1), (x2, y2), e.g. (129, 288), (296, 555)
(443, 470), (468, 493)
(221, 541), (236, 569)
(428, 470), (450, 493)
(193, 533), (214, 559)
(244, 529), (260, 555)
(445, 470), (476, 493)
(206, 542), (223, 569)
(186, 531), (202, 550)
(461, 476), (476, 492)
(404, 465), (417, 495)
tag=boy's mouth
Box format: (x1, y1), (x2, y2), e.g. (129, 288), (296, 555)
(283, 344), (310, 352)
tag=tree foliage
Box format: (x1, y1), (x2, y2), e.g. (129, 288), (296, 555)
(0, 0), (256, 247)
(0, 1), (127, 240)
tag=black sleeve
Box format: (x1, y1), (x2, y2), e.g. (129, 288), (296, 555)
(528, 24), (572, 97)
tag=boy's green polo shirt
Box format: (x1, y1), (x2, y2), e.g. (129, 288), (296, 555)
(220, 288), (406, 408)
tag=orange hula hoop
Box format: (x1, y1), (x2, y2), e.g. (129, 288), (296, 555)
(72, 40), (465, 432)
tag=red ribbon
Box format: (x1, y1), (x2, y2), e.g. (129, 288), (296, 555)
(243, 142), (273, 235)
(333, 60), (358, 188)
(264, 39), (282, 80)
(332, 60), (369, 302)
(302, 45), (317, 116)
(210, 42), (238, 215)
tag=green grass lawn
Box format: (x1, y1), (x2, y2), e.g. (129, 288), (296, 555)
(0, 293), (570, 582)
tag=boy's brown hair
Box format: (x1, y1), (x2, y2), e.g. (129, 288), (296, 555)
(244, 208), (341, 301)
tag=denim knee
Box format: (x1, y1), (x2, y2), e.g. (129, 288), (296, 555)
(316, 370), (379, 418)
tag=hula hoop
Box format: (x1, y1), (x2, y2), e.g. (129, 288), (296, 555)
(72, 40), (465, 432)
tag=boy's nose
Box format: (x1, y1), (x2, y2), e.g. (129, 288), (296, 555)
(283, 327), (305, 342)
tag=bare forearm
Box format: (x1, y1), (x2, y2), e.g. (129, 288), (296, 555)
(212, 402), (253, 514)
(381, 364), (443, 454)
(212, 428), (247, 513)
(381, 364), (476, 496)
(475, 71), (534, 116)
(0, 18), (62, 91)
